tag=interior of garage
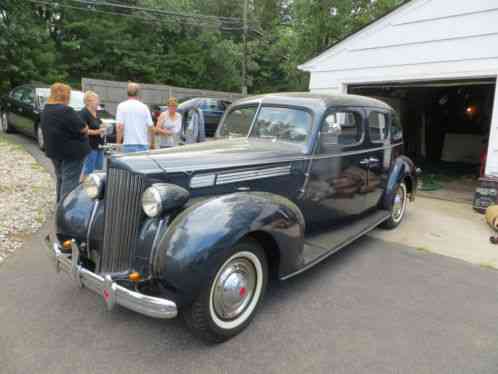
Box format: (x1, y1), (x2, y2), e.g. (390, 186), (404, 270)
(349, 79), (495, 202)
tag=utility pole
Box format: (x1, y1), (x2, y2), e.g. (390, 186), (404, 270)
(241, 0), (248, 96)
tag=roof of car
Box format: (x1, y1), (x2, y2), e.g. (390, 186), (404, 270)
(235, 92), (392, 111)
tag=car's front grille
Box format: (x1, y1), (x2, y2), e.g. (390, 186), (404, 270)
(101, 168), (145, 273)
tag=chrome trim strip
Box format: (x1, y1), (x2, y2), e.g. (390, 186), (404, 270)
(45, 236), (177, 319)
(280, 212), (391, 281)
(216, 165), (291, 185)
(86, 200), (99, 252)
(190, 173), (216, 188)
(149, 218), (166, 275)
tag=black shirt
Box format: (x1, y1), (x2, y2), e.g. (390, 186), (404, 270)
(41, 104), (91, 160)
(79, 107), (103, 150)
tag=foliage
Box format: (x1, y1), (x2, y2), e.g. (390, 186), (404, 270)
(0, 0), (405, 95)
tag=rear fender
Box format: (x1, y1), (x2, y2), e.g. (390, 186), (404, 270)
(383, 156), (417, 209)
(152, 192), (305, 300)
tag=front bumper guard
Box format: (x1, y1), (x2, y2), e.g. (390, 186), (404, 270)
(45, 236), (177, 319)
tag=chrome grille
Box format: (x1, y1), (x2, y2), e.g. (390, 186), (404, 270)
(101, 168), (145, 273)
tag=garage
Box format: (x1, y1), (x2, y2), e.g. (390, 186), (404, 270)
(299, 0), (498, 207)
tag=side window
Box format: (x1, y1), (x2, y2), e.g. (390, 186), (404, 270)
(368, 111), (389, 143)
(391, 112), (403, 142)
(11, 88), (24, 101)
(21, 89), (34, 106)
(319, 111), (363, 152)
(218, 106), (258, 137)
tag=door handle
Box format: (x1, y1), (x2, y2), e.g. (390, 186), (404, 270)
(360, 157), (380, 166)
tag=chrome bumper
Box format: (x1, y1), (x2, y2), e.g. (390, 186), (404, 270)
(45, 237), (177, 319)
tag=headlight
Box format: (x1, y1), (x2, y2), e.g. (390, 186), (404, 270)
(142, 184), (190, 218)
(83, 173), (105, 199)
(142, 185), (163, 218)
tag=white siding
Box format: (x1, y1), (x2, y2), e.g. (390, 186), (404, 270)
(301, 0), (498, 88)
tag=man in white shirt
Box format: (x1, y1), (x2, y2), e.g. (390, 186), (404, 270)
(116, 82), (154, 153)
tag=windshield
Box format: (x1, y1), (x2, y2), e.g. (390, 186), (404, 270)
(37, 89), (85, 110)
(218, 106), (258, 138)
(249, 106), (312, 144)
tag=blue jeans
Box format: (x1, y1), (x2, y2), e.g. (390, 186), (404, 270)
(123, 144), (148, 153)
(51, 158), (84, 203)
(82, 150), (104, 176)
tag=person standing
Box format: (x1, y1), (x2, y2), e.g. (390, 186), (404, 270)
(116, 82), (154, 152)
(41, 83), (90, 203)
(155, 97), (182, 148)
(80, 91), (105, 179)
(183, 106), (206, 144)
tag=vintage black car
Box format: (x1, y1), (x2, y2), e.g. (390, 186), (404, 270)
(46, 93), (417, 343)
(0, 84), (116, 149)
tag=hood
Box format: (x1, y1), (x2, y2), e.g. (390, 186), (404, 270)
(148, 138), (305, 173)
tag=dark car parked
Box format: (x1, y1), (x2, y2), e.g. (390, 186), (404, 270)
(151, 97), (231, 137)
(0, 84), (116, 149)
(46, 92), (417, 343)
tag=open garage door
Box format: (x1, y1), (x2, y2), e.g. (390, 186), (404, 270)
(349, 79), (495, 202)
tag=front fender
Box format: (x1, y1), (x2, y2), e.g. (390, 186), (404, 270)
(382, 155), (417, 209)
(56, 185), (96, 240)
(153, 192), (305, 301)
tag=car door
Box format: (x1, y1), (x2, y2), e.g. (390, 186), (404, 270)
(363, 109), (391, 209)
(302, 107), (369, 226)
(16, 87), (38, 136)
(5, 87), (25, 130)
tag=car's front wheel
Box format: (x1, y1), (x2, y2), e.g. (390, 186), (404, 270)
(381, 181), (408, 229)
(183, 239), (268, 343)
(0, 111), (12, 133)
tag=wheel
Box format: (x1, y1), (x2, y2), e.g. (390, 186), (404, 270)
(0, 111), (12, 133)
(183, 239), (268, 343)
(36, 124), (44, 150)
(380, 182), (408, 229)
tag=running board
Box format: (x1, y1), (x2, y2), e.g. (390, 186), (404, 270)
(282, 210), (391, 279)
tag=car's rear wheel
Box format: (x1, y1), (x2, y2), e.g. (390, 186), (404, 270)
(0, 111), (12, 133)
(36, 124), (44, 150)
(183, 239), (268, 343)
(380, 182), (408, 229)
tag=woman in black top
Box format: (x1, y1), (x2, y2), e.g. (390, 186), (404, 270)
(41, 83), (90, 203)
(80, 91), (105, 179)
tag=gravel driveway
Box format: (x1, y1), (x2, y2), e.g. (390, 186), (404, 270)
(0, 134), (54, 266)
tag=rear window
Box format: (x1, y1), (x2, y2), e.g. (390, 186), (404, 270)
(392, 113), (403, 142)
(368, 111), (389, 143)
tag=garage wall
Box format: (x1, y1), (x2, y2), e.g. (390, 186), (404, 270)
(300, 0), (498, 91)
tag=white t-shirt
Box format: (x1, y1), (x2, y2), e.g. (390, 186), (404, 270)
(158, 112), (182, 147)
(116, 99), (153, 145)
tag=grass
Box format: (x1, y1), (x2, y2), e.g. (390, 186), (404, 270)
(416, 246), (433, 254)
(479, 262), (498, 271)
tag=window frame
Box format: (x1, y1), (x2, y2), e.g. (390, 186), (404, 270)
(366, 109), (390, 145)
(317, 107), (366, 152)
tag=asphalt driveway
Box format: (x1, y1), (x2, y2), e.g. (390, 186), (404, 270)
(1, 133), (498, 374)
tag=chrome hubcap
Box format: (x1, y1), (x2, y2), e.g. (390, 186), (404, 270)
(392, 185), (406, 222)
(212, 258), (256, 320)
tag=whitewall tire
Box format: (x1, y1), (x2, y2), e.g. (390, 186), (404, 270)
(183, 239), (268, 343)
